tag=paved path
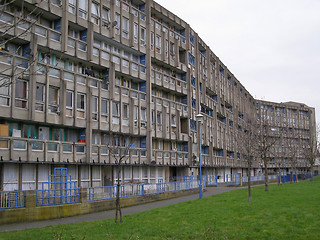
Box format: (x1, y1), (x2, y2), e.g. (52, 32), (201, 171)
(0, 186), (244, 232)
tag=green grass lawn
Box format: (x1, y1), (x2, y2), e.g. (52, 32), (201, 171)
(1, 177), (319, 240)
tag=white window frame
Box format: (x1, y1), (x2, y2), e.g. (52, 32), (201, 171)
(15, 79), (28, 109)
(133, 23), (138, 43)
(156, 35), (161, 54)
(48, 86), (59, 114)
(66, 90), (73, 116)
(76, 93), (86, 118)
(140, 26), (146, 46)
(35, 83), (45, 112)
(91, 2), (100, 25)
(92, 96), (98, 121)
(101, 98), (108, 122)
(122, 17), (129, 39)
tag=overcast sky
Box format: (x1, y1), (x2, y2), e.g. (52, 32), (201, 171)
(156, 0), (320, 122)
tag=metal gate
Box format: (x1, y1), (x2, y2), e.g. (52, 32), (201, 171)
(36, 168), (80, 206)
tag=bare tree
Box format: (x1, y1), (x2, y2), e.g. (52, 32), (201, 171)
(239, 121), (257, 202)
(0, 0), (46, 88)
(256, 119), (277, 191)
(302, 124), (319, 181)
(108, 143), (131, 223)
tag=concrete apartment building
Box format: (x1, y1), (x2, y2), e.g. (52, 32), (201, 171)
(256, 100), (316, 175)
(0, 0), (316, 191)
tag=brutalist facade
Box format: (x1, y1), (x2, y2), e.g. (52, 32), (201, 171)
(0, 0), (316, 190)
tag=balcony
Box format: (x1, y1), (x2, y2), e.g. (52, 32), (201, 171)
(0, 137), (86, 163)
(152, 150), (188, 166)
(91, 145), (147, 165)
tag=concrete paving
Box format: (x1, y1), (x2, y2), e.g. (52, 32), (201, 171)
(0, 186), (244, 232)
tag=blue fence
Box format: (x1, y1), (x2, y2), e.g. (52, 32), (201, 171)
(88, 180), (202, 202)
(205, 175), (218, 186)
(226, 174), (241, 186)
(36, 168), (80, 206)
(242, 174), (266, 183)
(0, 190), (25, 209)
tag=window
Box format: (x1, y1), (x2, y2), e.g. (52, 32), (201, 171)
(156, 35), (161, 53)
(0, 12), (14, 25)
(15, 79), (28, 109)
(48, 86), (59, 113)
(122, 103), (129, 119)
(101, 99), (108, 122)
(122, 103), (129, 126)
(170, 42), (175, 57)
(91, 2), (100, 25)
(68, 0), (76, 14)
(77, 93), (86, 118)
(102, 8), (110, 28)
(133, 23), (138, 43)
(79, 0), (88, 19)
(115, 13), (120, 35)
(165, 40), (168, 58)
(0, 75), (10, 106)
(134, 105), (138, 127)
(140, 27), (146, 46)
(51, 0), (61, 7)
(150, 32), (154, 50)
(171, 115), (176, 127)
(91, 96), (98, 120)
(157, 111), (162, 125)
(111, 50), (120, 60)
(35, 83), (45, 111)
(188, 53), (195, 66)
(122, 17), (129, 39)
(112, 101), (120, 124)
(93, 47), (99, 56)
(66, 91), (73, 116)
(141, 107), (146, 128)
(122, 59), (129, 67)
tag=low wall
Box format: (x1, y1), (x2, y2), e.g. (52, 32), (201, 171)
(0, 188), (199, 225)
(228, 178), (278, 187)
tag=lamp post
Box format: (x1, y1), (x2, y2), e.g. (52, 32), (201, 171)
(196, 113), (203, 199)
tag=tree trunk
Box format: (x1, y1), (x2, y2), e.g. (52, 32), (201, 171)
(115, 182), (120, 223)
(294, 166), (298, 183)
(278, 164), (281, 185)
(115, 165), (123, 223)
(248, 166), (251, 202)
(264, 162), (268, 191)
(310, 165), (314, 181)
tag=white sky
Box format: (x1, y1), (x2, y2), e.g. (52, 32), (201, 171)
(155, 0), (320, 122)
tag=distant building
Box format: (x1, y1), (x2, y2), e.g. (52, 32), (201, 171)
(256, 100), (316, 175)
(0, 0), (316, 191)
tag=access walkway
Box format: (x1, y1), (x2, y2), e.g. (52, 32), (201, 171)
(0, 186), (243, 232)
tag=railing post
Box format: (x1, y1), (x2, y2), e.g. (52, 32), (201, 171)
(226, 174), (228, 186)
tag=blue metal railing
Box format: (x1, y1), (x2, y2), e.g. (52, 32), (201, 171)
(87, 180), (202, 202)
(226, 174), (241, 186)
(36, 168), (80, 206)
(205, 175), (218, 186)
(0, 190), (25, 209)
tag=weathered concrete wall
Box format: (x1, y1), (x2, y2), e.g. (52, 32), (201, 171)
(0, 188), (199, 225)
